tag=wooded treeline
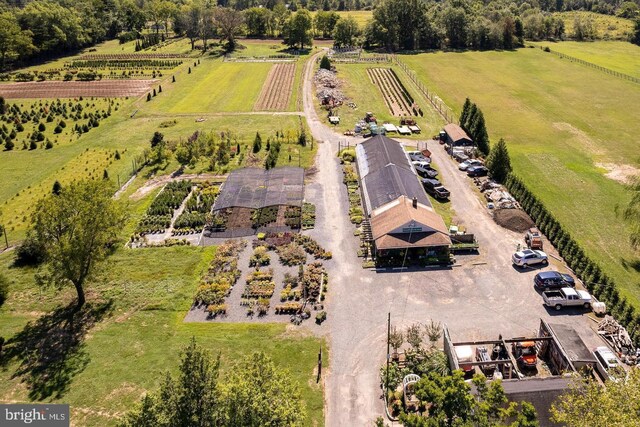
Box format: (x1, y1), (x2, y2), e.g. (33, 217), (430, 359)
(0, 0), (637, 68)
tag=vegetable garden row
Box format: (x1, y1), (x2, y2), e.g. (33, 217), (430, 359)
(254, 63), (296, 111)
(367, 68), (421, 117)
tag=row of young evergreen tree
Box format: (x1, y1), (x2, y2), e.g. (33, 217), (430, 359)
(505, 174), (640, 343)
(458, 97), (637, 343)
(459, 98), (490, 156)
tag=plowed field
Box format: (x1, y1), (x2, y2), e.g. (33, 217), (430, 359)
(254, 63), (296, 111)
(0, 80), (157, 99)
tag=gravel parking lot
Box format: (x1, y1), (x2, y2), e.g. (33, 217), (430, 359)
(301, 52), (603, 426)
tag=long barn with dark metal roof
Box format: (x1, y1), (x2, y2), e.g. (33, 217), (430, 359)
(355, 135), (450, 262)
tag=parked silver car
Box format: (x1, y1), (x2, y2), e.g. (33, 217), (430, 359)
(458, 159), (483, 171)
(512, 249), (548, 267)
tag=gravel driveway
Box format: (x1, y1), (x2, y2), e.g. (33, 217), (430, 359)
(301, 52), (603, 426)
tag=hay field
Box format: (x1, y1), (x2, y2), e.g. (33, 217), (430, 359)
(403, 47), (640, 306)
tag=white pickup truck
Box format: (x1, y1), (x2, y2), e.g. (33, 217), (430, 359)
(542, 287), (592, 311)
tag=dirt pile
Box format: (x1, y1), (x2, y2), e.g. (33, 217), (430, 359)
(314, 69), (345, 104)
(493, 208), (534, 233)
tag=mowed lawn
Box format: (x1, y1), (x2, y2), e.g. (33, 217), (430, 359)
(147, 59), (272, 113)
(530, 41), (640, 78)
(0, 213), (326, 426)
(333, 63), (445, 137)
(402, 48), (640, 306)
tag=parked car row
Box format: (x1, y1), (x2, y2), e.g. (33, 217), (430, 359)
(408, 151), (451, 201)
(457, 158), (488, 177)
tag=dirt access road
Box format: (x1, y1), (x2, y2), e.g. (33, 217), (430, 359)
(301, 51), (604, 426)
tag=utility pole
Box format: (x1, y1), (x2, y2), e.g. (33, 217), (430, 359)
(317, 347), (322, 383)
(386, 312), (391, 397)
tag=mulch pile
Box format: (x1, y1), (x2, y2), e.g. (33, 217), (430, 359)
(493, 208), (534, 233)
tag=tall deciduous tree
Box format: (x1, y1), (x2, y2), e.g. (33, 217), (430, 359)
(0, 12), (34, 70)
(219, 352), (306, 426)
(30, 180), (127, 308)
(213, 7), (245, 51)
(332, 16), (360, 47)
(122, 343), (306, 427)
(486, 138), (512, 183)
(402, 371), (538, 426)
(121, 338), (221, 427)
(283, 9), (312, 49)
(552, 369), (640, 426)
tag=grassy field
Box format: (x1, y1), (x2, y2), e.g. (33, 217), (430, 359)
(0, 109), (311, 243)
(557, 11), (634, 40)
(0, 45), (314, 243)
(529, 41), (640, 78)
(328, 63), (445, 137)
(310, 10), (373, 29)
(146, 59), (272, 113)
(0, 238), (325, 426)
(402, 48), (640, 306)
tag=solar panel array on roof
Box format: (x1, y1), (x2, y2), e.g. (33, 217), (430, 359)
(356, 135), (431, 212)
(213, 166), (304, 211)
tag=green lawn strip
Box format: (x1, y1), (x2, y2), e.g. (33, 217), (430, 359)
(288, 59), (305, 112)
(402, 48), (640, 306)
(529, 41), (640, 78)
(146, 59), (272, 113)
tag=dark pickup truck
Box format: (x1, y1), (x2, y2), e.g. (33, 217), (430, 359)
(422, 178), (450, 200)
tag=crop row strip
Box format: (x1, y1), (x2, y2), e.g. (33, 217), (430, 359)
(367, 68), (397, 115)
(255, 63), (295, 111)
(270, 63), (295, 110)
(373, 68), (408, 116)
(379, 68), (413, 116)
(265, 64), (289, 110)
(392, 56), (455, 123)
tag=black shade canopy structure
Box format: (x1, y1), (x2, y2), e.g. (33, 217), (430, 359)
(212, 166), (305, 211)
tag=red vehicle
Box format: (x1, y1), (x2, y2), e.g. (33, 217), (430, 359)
(512, 340), (537, 369)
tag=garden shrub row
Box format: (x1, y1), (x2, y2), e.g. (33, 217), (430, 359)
(67, 59), (182, 69)
(249, 246), (270, 267)
(505, 174), (640, 344)
(242, 269), (276, 299)
(251, 206), (279, 228)
(343, 164), (363, 224)
(302, 202), (316, 229)
(302, 262), (327, 303)
(173, 183), (219, 234)
(292, 234), (332, 260)
(195, 239), (246, 317)
(135, 181), (192, 235)
(277, 242), (307, 266)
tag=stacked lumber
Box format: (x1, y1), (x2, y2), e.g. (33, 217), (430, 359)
(598, 315), (638, 365)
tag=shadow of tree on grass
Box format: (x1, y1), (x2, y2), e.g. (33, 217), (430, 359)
(0, 300), (114, 400)
(621, 257), (640, 273)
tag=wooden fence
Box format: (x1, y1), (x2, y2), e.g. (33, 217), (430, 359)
(392, 56), (455, 124)
(534, 45), (640, 85)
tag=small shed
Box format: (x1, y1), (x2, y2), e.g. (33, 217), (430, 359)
(443, 123), (473, 146)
